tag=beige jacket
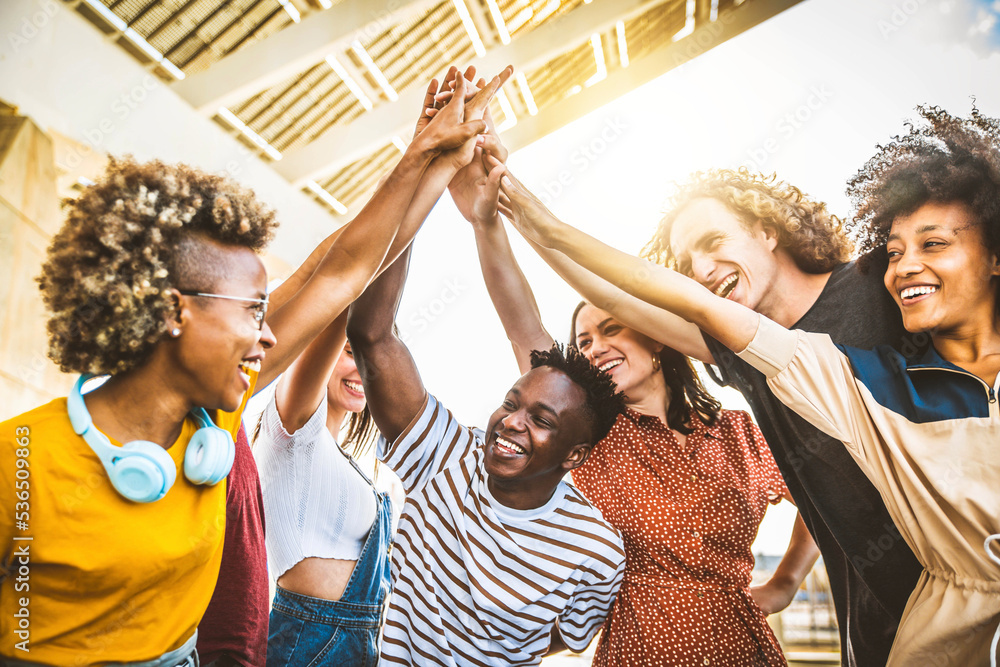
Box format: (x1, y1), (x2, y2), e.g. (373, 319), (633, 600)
(738, 315), (1000, 667)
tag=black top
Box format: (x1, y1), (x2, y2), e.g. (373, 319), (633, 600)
(703, 256), (924, 667)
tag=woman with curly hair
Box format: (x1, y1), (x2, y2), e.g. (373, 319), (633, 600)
(0, 69), (495, 665)
(0, 156), (281, 666)
(444, 140), (819, 665)
(497, 104), (1000, 666)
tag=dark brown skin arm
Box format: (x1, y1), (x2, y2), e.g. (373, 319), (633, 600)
(265, 225), (346, 316)
(346, 245), (426, 444)
(341, 70), (513, 441)
(256, 150), (429, 391)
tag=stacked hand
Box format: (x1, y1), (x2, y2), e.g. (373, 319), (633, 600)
(443, 66), (513, 228)
(411, 65), (512, 174)
(435, 67), (562, 245)
(408, 72), (486, 163)
(414, 64), (561, 248)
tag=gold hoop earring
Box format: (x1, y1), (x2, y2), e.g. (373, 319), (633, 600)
(652, 353), (661, 372)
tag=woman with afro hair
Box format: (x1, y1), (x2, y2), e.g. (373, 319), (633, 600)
(498, 104), (1000, 666)
(0, 68), (498, 666)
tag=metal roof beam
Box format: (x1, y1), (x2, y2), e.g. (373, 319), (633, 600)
(500, 0), (806, 156)
(695, 0), (712, 26)
(462, 0), (496, 49)
(171, 0), (440, 113)
(274, 0), (663, 186)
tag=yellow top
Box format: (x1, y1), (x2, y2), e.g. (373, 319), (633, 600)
(0, 375), (255, 665)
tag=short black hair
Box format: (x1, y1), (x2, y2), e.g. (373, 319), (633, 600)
(847, 104), (1000, 298)
(529, 343), (626, 443)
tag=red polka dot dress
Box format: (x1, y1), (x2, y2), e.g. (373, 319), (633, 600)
(572, 408), (788, 666)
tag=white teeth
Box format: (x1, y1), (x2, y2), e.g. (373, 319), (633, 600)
(344, 380), (365, 393)
(900, 285), (938, 300)
(495, 436), (526, 455)
(240, 359), (261, 373)
(599, 359), (623, 372)
(714, 274), (738, 297)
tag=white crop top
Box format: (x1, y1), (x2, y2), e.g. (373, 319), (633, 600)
(256, 392), (378, 580)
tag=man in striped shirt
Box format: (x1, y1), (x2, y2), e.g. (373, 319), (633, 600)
(347, 245), (627, 666)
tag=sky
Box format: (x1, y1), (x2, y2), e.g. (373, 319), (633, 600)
(248, 0), (1000, 554)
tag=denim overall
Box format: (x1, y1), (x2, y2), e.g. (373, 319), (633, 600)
(266, 458), (392, 667)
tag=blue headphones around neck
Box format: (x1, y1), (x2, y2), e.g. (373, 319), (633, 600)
(67, 375), (236, 503)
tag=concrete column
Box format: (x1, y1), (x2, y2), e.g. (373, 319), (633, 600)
(0, 108), (72, 419)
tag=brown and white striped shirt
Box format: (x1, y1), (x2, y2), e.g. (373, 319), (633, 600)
(378, 393), (625, 666)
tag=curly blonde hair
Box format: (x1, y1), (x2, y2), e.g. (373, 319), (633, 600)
(642, 168), (852, 273)
(38, 156), (278, 375)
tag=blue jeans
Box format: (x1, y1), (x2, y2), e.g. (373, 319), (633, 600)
(266, 491), (392, 667)
(0, 633), (198, 667)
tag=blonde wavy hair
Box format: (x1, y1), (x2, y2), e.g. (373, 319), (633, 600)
(38, 156), (278, 375)
(642, 168), (852, 273)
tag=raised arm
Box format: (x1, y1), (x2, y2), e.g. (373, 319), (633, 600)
(265, 69), (455, 321)
(257, 74), (487, 390)
(481, 155), (712, 364)
(472, 195), (554, 373)
(265, 225), (346, 316)
(271, 310), (348, 434)
(379, 66), (513, 273)
(498, 167), (761, 354)
(524, 237), (713, 363)
(446, 120), (553, 372)
(346, 245), (423, 444)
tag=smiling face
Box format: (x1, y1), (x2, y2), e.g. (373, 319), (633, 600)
(573, 304), (663, 402)
(483, 367), (593, 485)
(884, 201), (1000, 336)
(327, 342), (366, 414)
(172, 242), (276, 412)
(668, 197), (781, 313)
